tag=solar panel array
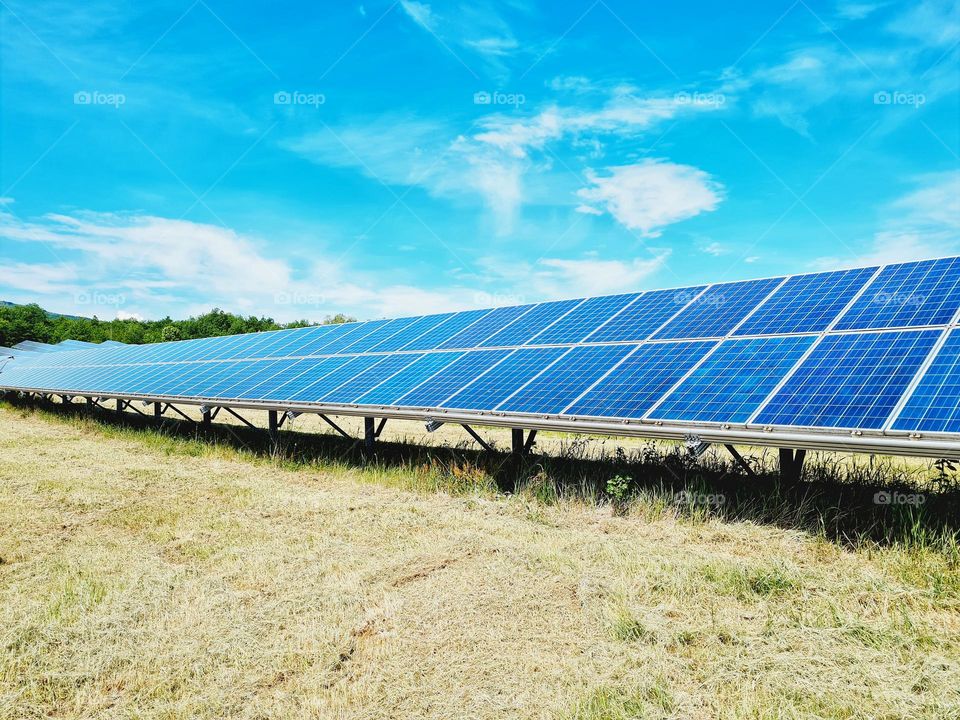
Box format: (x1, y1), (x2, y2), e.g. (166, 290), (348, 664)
(3, 257), (960, 446)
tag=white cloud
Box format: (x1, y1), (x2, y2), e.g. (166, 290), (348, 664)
(476, 251), (671, 299)
(400, 1), (436, 33)
(284, 90), (722, 234)
(576, 160), (724, 237)
(888, 0), (960, 47)
(836, 2), (886, 21)
(700, 241), (727, 256)
(816, 172), (960, 267)
(5, 205), (660, 321)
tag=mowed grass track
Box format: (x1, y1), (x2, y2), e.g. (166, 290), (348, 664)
(0, 406), (958, 719)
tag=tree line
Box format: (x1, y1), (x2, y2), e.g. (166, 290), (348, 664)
(0, 303), (357, 348)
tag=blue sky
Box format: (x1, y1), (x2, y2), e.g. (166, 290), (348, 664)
(0, 0), (957, 322)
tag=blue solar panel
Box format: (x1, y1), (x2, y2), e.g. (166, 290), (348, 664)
(208, 359), (291, 398)
(367, 313), (455, 352)
(586, 288), (706, 343)
(394, 350), (512, 407)
(254, 357), (353, 400)
(319, 354), (425, 404)
(400, 310), (492, 351)
(755, 330), (941, 429)
(734, 267), (877, 336)
(285, 355), (385, 403)
(650, 336), (816, 423)
(497, 344), (636, 415)
(355, 351), (465, 406)
(567, 341), (716, 418)
(654, 277), (785, 339)
(442, 347), (569, 410)
(891, 330), (960, 433)
(243, 326), (332, 359)
(308, 321), (391, 355)
(526, 293), (640, 345)
(438, 306), (535, 349)
(834, 258), (960, 330)
(203, 332), (269, 361)
(479, 300), (583, 347)
(336, 316), (423, 354)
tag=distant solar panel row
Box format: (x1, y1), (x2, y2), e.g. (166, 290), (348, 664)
(3, 258), (960, 441)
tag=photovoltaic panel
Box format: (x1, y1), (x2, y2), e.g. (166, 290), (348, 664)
(891, 330), (960, 433)
(356, 351), (465, 406)
(252, 324), (341, 360)
(366, 313), (455, 352)
(438, 305), (535, 349)
(399, 310), (491, 351)
(497, 344), (636, 415)
(526, 293), (639, 345)
(209, 359), (292, 398)
(394, 349), (512, 407)
(178, 361), (254, 397)
(734, 267), (877, 336)
(229, 358), (329, 400)
(567, 341), (716, 418)
(585, 289), (704, 344)
(285, 355), (385, 403)
(318, 353), (425, 404)
(754, 329), (941, 429)
(441, 347), (569, 410)
(250, 357), (353, 400)
(336, 316), (423, 354)
(834, 258), (960, 330)
(479, 299), (582, 347)
(650, 335), (816, 423)
(307, 320), (391, 355)
(654, 277), (785, 339)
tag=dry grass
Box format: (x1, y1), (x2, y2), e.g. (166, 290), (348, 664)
(0, 403), (958, 719)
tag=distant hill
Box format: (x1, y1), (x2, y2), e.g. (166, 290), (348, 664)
(0, 301), (87, 321)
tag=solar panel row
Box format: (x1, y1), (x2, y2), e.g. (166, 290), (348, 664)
(4, 328), (957, 433)
(4, 258), (960, 439)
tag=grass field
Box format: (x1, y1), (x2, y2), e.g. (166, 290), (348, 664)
(1, 401), (958, 719)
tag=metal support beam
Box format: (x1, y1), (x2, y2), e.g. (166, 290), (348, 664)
(268, 410), (279, 441)
(154, 401), (162, 420)
(318, 414), (352, 439)
(375, 418), (387, 438)
(201, 406), (212, 428)
(164, 403), (194, 423)
(725, 444), (757, 478)
(523, 429), (538, 454)
(461, 424), (496, 453)
(512, 428), (524, 455)
(115, 398), (125, 417)
(778, 448), (806, 483)
(220, 406), (257, 429)
(364, 417), (376, 453)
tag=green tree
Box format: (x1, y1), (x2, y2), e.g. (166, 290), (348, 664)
(161, 324), (184, 342)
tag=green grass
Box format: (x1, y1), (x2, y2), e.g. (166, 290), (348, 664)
(1, 399), (958, 718)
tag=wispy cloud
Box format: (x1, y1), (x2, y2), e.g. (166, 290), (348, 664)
(576, 160), (724, 237)
(816, 171), (960, 266)
(284, 88), (722, 234)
